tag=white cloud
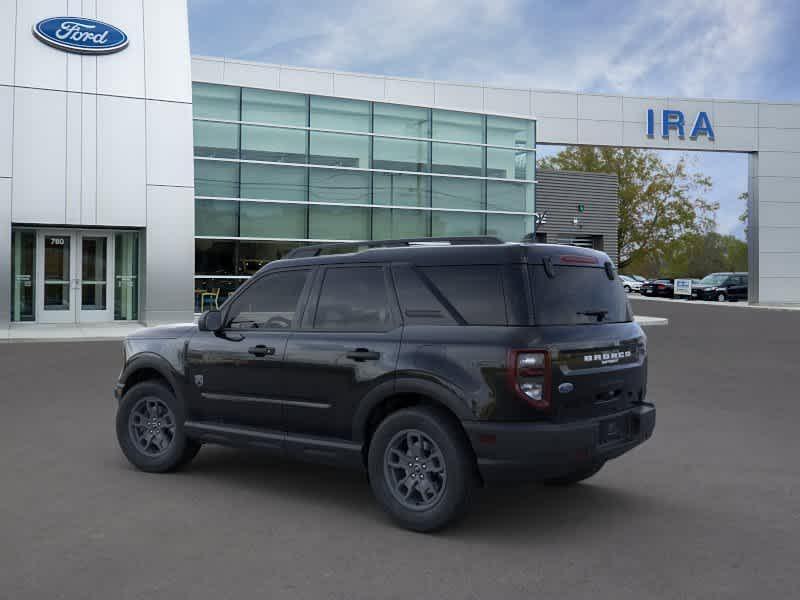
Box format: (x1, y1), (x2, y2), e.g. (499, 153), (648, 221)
(218, 0), (780, 99)
(598, 0), (780, 98)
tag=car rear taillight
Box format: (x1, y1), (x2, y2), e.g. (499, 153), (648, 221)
(657, 284), (665, 289)
(508, 350), (551, 410)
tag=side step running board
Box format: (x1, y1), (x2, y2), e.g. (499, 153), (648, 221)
(184, 421), (364, 470)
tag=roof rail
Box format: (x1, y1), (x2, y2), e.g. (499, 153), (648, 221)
(283, 236), (505, 259)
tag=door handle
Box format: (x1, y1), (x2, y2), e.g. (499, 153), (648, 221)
(346, 348), (381, 361)
(248, 345), (276, 357)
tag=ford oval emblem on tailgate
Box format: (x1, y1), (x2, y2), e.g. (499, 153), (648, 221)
(558, 382), (574, 394)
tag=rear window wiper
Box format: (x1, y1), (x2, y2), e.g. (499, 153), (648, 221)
(577, 309), (609, 322)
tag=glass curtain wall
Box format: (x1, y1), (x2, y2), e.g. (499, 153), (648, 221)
(193, 83), (536, 304)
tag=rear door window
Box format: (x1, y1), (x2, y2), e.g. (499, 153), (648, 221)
(419, 266), (507, 325)
(529, 265), (631, 325)
(313, 266), (393, 331)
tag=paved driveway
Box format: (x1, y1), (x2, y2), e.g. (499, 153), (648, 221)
(1, 300), (798, 599)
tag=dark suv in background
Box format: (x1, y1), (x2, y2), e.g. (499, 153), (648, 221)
(692, 272), (748, 302)
(114, 237), (655, 532)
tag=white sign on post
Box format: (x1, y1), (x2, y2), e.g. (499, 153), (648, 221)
(674, 279), (693, 296)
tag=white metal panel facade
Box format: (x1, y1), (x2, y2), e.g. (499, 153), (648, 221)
(146, 100), (195, 188)
(96, 94), (147, 226)
(144, 185), (194, 323)
(11, 87), (68, 224)
(96, 0), (146, 99)
(0, 0), (195, 329)
(0, 85), (12, 178)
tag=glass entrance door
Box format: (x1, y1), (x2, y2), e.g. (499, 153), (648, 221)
(35, 231), (115, 323)
(37, 232), (75, 323)
(79, 233), (113, 322)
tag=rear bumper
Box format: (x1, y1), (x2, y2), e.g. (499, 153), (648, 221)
(463, 404), (655, 484)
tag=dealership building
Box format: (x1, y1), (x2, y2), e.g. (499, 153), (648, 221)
(2, 1), (800, 332)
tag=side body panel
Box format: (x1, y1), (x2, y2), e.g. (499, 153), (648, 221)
(184, 329), (290, 429)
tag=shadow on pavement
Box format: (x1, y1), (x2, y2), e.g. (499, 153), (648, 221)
(176, 445), (664, 539)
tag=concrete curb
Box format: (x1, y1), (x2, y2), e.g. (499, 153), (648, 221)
(1, 324), (146, 343)
(634, 315), (669, 327)
(630, 295), (800, 311)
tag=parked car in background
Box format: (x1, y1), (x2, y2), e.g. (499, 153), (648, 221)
(631, 275), (648, 284)
(640, 279), (674, 298)
(691, 272), (748, 302)
(619, 274), (643, 293)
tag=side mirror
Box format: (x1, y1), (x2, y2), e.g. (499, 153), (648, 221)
(198, 309), (223, 332)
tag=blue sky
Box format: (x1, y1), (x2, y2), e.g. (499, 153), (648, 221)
(188, 0), (800, 239)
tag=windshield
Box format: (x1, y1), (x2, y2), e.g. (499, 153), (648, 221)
(700, 274), (728, 286)
(529, 265), (632, 325)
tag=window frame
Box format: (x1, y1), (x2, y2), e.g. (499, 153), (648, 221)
(221, 266), (315, 332)
(301, 264), (401, 333)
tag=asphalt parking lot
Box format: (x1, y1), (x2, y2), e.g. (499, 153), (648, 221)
(1, 299), (799, 599)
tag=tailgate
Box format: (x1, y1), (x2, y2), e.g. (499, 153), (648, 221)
(537, 323), (647, 422)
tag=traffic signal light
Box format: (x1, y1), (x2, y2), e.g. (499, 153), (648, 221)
(578, 203), (585, 213)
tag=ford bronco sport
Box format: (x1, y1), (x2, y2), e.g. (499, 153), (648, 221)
(114, 237), (655, 532)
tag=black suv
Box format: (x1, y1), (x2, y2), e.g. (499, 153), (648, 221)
(691, 272), (748, 302)
(114, 237), (655, 531)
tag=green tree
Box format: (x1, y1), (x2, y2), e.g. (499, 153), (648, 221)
(738, 191), (749, 237)
(538, 147), (718, 269)
(629, 232), (748, 278)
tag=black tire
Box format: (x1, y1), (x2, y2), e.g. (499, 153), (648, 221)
(368, 406), (477, 532)
(116, 380), (201, 473)
(542, 462), (605, 486)
(716, 292), (727, 302)
(623, 285), (631, 293)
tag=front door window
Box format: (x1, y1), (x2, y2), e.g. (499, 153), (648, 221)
(43, 235), (71, 313)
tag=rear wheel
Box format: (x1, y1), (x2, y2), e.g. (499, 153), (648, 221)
(717, 292), (727, 302)
(116, 381), (201, 473)
(368, 407), (476, 532)
(542, 462), (605, 486)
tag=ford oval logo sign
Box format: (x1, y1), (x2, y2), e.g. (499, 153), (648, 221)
(33, 17), (128, 55)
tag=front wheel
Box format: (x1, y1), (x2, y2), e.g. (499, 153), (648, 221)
(717, 293), (727, 302)
(368, 407), (477, 532)
(542, 462), (605, 486)
(623, 285), (631, 293)
(116, 381), (201, 473)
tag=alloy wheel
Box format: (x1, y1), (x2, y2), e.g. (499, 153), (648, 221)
(128, 397), (177, 457)
(384, 429), (447, 511)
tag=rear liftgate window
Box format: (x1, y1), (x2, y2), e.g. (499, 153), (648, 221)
(529, 265), (632, 325)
